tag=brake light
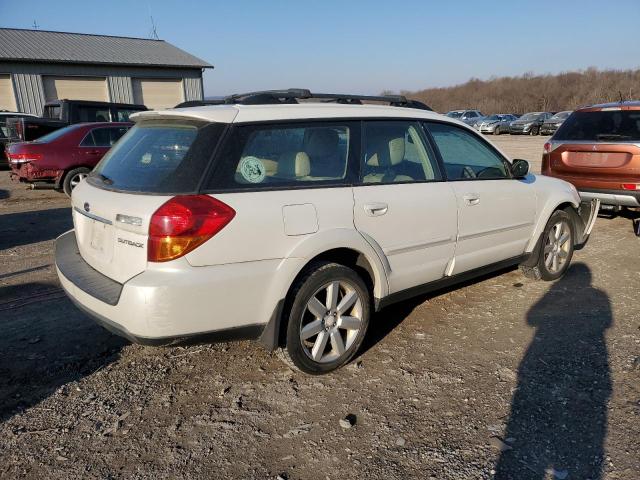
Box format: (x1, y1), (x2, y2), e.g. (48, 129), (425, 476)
(8, 152), (43, 164)
(148, 195), (235, 262)
(621, 183), (640, 191)
(543, 142), (551, 153)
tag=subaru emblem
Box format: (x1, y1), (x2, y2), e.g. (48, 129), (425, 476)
(84, 202), (90, 213)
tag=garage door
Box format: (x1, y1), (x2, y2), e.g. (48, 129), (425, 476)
(43, 76), (108, 102)
(132, 78), (183, 109)
(0, 74), (17, 111)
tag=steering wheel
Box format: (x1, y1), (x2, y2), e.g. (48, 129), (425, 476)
(462, 166), (476, 179)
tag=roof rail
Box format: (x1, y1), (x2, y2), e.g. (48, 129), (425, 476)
(174, 89), (432, 111)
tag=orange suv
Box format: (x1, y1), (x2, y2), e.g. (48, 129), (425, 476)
(542, 102), (640, 208)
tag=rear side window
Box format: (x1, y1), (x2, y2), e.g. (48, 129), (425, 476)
(114, 108), (144, 122)
(426, 122), (509, 180)
(554, 110), (640, 141)
(43, 105), (61, 119)
(76, 106), (111, 122)
(206, 122), (357, 190)
(81, 127), (129, 147)
(90, 120), (223, 194)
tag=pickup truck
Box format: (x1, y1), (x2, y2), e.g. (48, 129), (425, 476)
(5, 99), (146, 142)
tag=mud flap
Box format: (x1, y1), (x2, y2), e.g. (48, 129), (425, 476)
(574, 199), (600, 250)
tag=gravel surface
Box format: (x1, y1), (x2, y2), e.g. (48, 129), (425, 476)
(1, 135), (639, 479)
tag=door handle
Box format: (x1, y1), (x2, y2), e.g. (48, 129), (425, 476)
(363, 202), (388, 217)
(463, 195), (480, 206)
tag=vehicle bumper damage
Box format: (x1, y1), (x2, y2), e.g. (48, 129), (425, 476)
(10, 162), (64, 185)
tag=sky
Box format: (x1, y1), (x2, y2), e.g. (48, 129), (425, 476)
(1, 0), (639, 97)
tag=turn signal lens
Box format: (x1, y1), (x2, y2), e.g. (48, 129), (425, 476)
(621, 183), (640, 191)
(148, 195), (235, 262)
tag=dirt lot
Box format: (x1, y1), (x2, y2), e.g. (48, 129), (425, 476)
(0, 135), (639, 479)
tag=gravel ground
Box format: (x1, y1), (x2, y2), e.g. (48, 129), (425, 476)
(0, 135), (639, 479)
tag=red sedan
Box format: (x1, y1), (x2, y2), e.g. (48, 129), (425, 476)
(8, 122), (131, 196)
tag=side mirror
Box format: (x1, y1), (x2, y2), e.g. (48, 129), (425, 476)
(511, 159), (529, 178)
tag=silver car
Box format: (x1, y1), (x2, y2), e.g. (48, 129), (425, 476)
(474, 114), (518, 135)
(446, 109), (484, 126)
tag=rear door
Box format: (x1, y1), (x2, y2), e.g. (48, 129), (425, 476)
(71, 119), (224, 283)
(353, 120), (458, 294)
(424, 121), (536, 274)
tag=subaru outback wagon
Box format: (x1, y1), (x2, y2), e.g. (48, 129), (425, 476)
(55, 89), (598, 374)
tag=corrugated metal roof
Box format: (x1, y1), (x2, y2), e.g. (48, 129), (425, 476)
(0, 28), (212, 69)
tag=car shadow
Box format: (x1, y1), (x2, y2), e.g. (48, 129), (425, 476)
(0, 189), (9, 200)
(360, 265), (518, 356)
(0, 282), (126, 423)
(0, 207), (72, 250)
(494, 263), (611, 479)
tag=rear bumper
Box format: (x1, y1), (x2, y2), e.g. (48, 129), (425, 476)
(55, 230), (288, 347)
(579, 188), (640, 207)
(10, 162), (63, 183)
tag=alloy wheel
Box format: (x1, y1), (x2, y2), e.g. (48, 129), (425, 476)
(299, 280), (363, 363)
(543, 220), (571, 274)
(70, 172), (88, 190)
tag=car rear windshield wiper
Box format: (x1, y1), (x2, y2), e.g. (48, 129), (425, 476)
(90, 172), (114, 185)
(596, 133), (631, 140)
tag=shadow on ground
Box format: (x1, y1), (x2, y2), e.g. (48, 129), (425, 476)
(0, 189), (9, 200)
(494, 263), (611, 479)
(0, 283), (126, 423)
(0, 207), (72, 250)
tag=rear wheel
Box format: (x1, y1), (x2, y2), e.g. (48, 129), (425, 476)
(281, 262), (370, 374)
(494, 126), (501, 135)
(521, 210), (574, 281)
(530, 125), (540, 136)
(62, 167), (91, 197)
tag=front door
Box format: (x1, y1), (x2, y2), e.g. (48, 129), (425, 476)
(424, 121), (537, 274)
(353, 120), (458, 294)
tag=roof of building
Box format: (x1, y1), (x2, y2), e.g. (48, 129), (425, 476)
(0, 28), (212, 69)
(131, 102), (453, 125)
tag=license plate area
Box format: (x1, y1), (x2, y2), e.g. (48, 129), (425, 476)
(90, 220), (106, 252)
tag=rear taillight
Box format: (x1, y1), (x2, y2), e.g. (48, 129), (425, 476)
(148, 195), (235, 262)
(621, 183), (640, 191)
(8, 152), (43, 164)
(543, 142), (551, 153)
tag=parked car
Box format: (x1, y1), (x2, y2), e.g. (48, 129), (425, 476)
(509, 112), (553, 135)
(540, 111), (572, 135)
(542, 101), (640, 208)
(1, 111), (37, 168)
(8, 122), (131, 195)
(5, 99), (145, 143)
(474, 114), (518, 135)
(54, 89), (598, 375)
(446, 109), (484, 126)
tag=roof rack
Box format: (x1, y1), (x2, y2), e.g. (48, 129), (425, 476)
(174, 89), (432, 111)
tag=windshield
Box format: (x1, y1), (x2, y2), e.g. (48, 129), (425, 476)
(446, 111), (463, 118)
(33, 124), (82, 143)
(484, 115), (500, 121)
(554, 110), (640, 141)
(91, 120), (224, 194)
(519, 113), (542, 121)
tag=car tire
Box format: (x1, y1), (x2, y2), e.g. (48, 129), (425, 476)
(530, 126), (539, 136)
(280, 261), (371, 375)
(521, 210), (575, 281)
(62, 167), (91, 197)
(494, 126), (501, 135)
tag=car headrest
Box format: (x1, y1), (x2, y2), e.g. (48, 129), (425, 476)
(278, 151), (311, 178)
(366, 135), (405, 167)
(304, 129), (339, 158)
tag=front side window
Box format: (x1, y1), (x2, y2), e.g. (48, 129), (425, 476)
(207, 122), (355, 190)
(425, 122), (510, 180)
(115, 108), (144, 122)
(361, 121), (440, 184)
(76, 106), (111, 122)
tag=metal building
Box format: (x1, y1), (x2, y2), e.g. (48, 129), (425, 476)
(0, 28), (212, 114)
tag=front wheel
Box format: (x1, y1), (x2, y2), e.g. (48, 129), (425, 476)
(530, 125), (540, 136)
(494, 126), (501, 135)
(281, 262), (370, 374)
(62, 167), (91, 197)
(522, 210), (575, 281)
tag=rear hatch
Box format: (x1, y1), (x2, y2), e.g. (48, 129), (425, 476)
(71, 118), (226, 284)
(548, 109), (640, 181)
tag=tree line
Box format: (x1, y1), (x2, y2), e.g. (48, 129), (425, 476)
(391, 68), (640, 114)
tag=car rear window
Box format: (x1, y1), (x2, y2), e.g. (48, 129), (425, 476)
(89, 120), (224, 194)
(554, 110), (640, 141)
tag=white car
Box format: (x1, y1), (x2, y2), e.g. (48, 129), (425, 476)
(55, 90), (598, 374)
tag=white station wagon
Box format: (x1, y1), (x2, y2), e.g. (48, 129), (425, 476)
(55, 90), (598, 374)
